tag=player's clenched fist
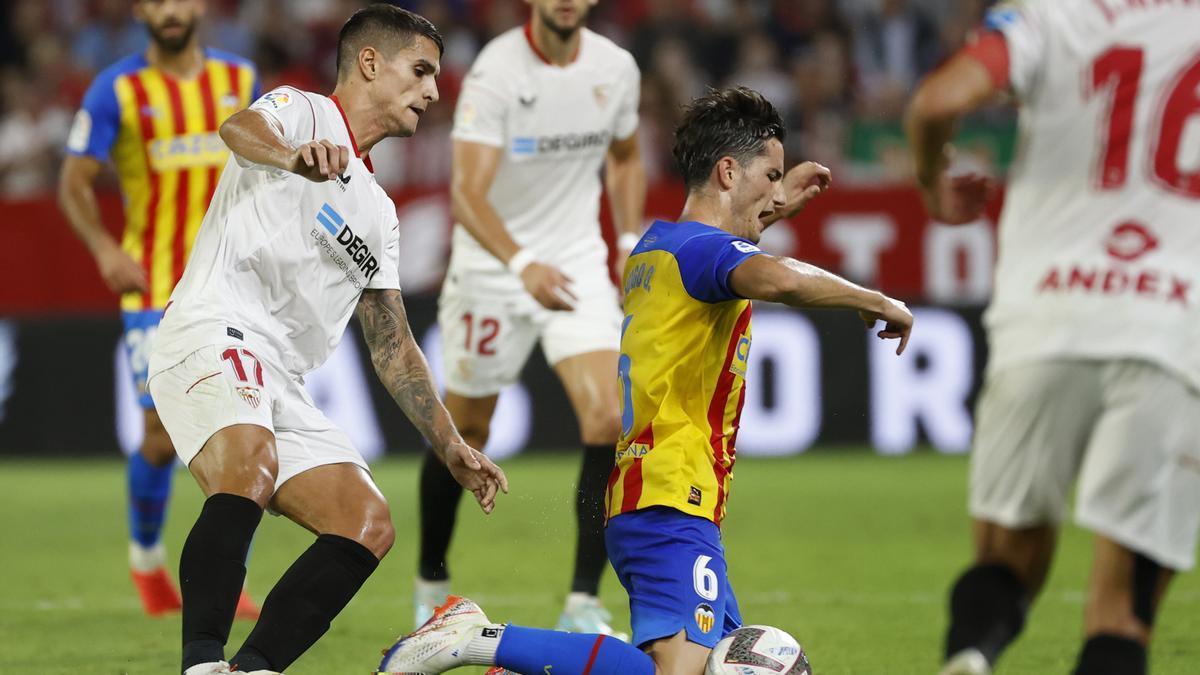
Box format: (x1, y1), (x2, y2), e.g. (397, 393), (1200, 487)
(777, 161), (832, 219)
(520, 262), (578, 311)
(442, 441), (509, 514)
(290, 139), (350, 182)
(859, 295), (914, 356)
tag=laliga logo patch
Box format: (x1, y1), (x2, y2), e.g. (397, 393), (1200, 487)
(236, 386), (262, 409)
(695, 603), (716, 634)
(1105, 221), (1158, 262)
(260, 91), (292, 110)
(729, 334), (751, 378)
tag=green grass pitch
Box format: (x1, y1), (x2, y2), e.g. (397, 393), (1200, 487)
(1, 450), (1197, 674)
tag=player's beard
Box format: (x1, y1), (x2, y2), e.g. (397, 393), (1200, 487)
(536, 5), (588, 43)
(148, 21), (196, 54)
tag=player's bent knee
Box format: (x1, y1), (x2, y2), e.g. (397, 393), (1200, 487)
(349, 510), (395, 560)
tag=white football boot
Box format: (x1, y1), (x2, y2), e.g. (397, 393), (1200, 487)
(378, 595), (496, 674)
(555, 593), (629, 642)
(413, 577), (451, 629)
(939, 648), (992, 675)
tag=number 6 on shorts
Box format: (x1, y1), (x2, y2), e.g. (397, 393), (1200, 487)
(693, 555), (719, 601)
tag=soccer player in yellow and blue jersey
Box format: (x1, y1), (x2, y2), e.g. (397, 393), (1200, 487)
(378, 87), (914, 675)
(58, 0), (259, 618)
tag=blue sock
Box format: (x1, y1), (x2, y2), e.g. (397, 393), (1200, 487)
(128, 451), (174, 549)
(495, 625), (655, 675)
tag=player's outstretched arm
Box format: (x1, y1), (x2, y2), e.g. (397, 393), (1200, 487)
(356, 288), (509, 512)
(905, 48), (1002, 225)
(219, 109), (350, 182)
(730, 255), (913, 355)
(58, 154), (148, 295)
(451, 139), (576, 310)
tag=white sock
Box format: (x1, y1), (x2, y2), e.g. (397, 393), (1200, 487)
(182, 661), (229, 675)
(462, 624), (506, 666)
(414, 576), (450, 596)
(563, 591), (595, 613)
(129, 541), (167, 572)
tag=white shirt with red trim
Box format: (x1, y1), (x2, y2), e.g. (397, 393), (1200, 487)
(448, 25), (641, 279)
(152, 86), (401, 377)
(980, 0), (1200, 391)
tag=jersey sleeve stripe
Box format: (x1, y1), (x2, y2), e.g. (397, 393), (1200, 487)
(706, 303), (752, 525)
(163, 75), (191, 298)
(126, 71), (159, 311)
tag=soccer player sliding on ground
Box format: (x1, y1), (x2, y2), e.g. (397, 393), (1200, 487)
(379, 86), (913, 675)
(59, 0), (261, 619)
(143, 7), (507, 674)
(415, 0), (645, 638)
(906, 3), (1200, 674)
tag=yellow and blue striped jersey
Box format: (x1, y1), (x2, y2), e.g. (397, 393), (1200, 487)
(606, 219), (764, 525)
(66, 48), (259, 311)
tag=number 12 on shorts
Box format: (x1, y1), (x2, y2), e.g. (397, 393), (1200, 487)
(462, 312), (500, 356)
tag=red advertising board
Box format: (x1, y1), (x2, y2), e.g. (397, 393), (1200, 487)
(0, 184), (1004, 315)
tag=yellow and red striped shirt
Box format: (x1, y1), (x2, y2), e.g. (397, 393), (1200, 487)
(606, 220), (764, 525)
(66, 48), (259, 310)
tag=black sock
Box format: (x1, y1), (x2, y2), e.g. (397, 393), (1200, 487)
(231, 534), (380, 672)
(944, 563), (1028, 665)
(418, 450), (464, 581)
(180, 493), (263, 671)
(571, 444), (615, 595)
(1073, 634), (1146, 675)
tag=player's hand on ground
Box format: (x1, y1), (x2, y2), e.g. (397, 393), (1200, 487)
(290, 139), (350, 182)
(95, 241), (149, 295)
(921, 172), (996, 225)
(776, 161), (832, 220)
(443, 441), (509, 514)
(521, 262), (577, 311)
(859, 295), (913, 355)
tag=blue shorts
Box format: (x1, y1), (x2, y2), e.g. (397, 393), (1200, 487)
(122, 309), (165, 409)
(606, 506), (742, 649)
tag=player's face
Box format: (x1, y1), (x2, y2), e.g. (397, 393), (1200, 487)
(373, 36), (441, 138)
(135, 0), (205, 54)
(526, 0), (598, 39)
(729, 138), (786, 243)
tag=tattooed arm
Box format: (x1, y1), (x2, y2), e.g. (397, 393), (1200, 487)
(357, 288), (508, 512)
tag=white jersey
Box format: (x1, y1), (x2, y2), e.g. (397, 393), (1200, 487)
(153, 86), (400, 377)
(983, 0), (1200, 391)
(448, 26), (640, 279)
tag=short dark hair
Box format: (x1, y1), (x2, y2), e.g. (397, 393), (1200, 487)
(672, 87), (786, 191)
(336, 4), (444, 78)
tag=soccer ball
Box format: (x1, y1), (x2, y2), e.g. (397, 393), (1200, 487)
(705, 625), (811, 675)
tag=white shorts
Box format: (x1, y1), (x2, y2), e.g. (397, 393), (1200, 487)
(971, 359), (1200, 570)
(438, 264), (622, 398)
(147, 343), (369, 491)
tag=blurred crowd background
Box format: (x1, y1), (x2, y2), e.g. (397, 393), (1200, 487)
(0, 0), (1012, 199)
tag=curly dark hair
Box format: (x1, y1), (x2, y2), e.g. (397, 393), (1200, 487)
(336, 4), (444, 78)
(672, 87), (786, 191)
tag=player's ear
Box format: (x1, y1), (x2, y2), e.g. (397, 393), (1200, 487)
(715, 157), (738, 191)
(359, 46), (379, 82)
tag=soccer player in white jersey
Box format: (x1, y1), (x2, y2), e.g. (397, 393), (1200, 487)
(144, 7), (507, 674)
(414, 0), (645, 636)
(906, 2), (1200, 674)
